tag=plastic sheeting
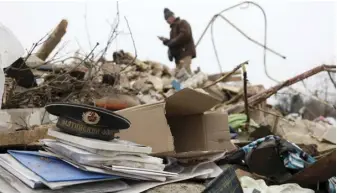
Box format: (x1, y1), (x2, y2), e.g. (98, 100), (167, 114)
(240, 176), (314, 193)
(0, 23), (24, 109)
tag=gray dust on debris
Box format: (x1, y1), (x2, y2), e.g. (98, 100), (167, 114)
(145, 182), (205, 193)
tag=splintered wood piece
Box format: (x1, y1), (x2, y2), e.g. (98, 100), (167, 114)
(36, 19), (68, 61)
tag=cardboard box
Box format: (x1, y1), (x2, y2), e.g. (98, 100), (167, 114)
(168, 112), (232, 153)
(116, 88), (236, 154)
(116, 102), (174, 153)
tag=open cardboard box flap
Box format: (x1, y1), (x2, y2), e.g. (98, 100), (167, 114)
(165, 88), (220, 116)
(117, 88), (235, 154)
(119, 88), (220, 116)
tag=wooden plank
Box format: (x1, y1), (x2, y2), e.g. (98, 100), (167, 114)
(36, 20), (68, 61)
(223, 76), (242, 82)
(202, 81), (227, 101)
(286, 150), (336, 186)
(220, 85), (241, 93)
(2, 78), (16, 108)
(203, 61), (248, 89)
(208, 71), (241, 81)
(226, 64), (336, 113)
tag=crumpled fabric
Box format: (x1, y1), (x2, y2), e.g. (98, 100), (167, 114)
(228, 114), (259, 132)
(241, 135), (316, 170)
(240, 176), (314, 193)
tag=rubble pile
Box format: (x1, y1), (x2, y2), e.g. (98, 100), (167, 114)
(2, 50), (256, 109)
(0, 20), (335, 193)
(112, 50), (175, 104)
(111, 51), (267, 107)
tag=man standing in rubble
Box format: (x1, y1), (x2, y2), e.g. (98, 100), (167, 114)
(159, 8), (196, 76)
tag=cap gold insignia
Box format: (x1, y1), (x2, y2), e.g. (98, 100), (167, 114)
(82, 111), (100, 125)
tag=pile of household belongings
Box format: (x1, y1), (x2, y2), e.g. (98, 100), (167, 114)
(0, 103), (335, 193)
(0, 22), (336, 193)
(0, 103), (178, 192)
(0, 117), (335, 193)
(0, 91), (335, 193)
(0, 101), (236, 193)
(204, 135), (336, 193)
(1, 56), (336, 193)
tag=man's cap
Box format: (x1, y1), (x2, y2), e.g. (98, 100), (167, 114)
(45, 103), (131, 141)
(164, 8), (174, 20)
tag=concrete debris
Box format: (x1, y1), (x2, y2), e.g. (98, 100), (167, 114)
(265, 114), (336, 152)
(147, 76), (164, 91)
(0, 49), (335, 193)
(26, 55), (45, 68)
(145, 182), (205, 193)
(1, 50), (250, 109)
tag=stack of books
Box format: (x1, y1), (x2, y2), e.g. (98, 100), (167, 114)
(0, 127), (177, 192)
(43, 127), (177, 182)
(0, 102), (177, 192)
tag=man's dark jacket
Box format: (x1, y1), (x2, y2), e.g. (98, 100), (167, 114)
(167, 18), (196, 63)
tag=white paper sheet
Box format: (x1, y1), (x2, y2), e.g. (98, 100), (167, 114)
(40, 150), (168, 182)
(41, 139), (164, 170)
(105, 165), (178, 177)
(194, 162), (223, 179)
(48, 128), (152, 154)
(0, 154), (43, 189)
(60, 139), (149, 157)
(0, 176), (19, 193)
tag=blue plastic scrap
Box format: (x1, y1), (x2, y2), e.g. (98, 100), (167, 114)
(171, 79), (182, 91)
(328, 177), (336, 193)
(8, 150), (119, 182)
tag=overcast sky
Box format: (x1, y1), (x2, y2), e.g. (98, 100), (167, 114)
(0, 0), (335, 90)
